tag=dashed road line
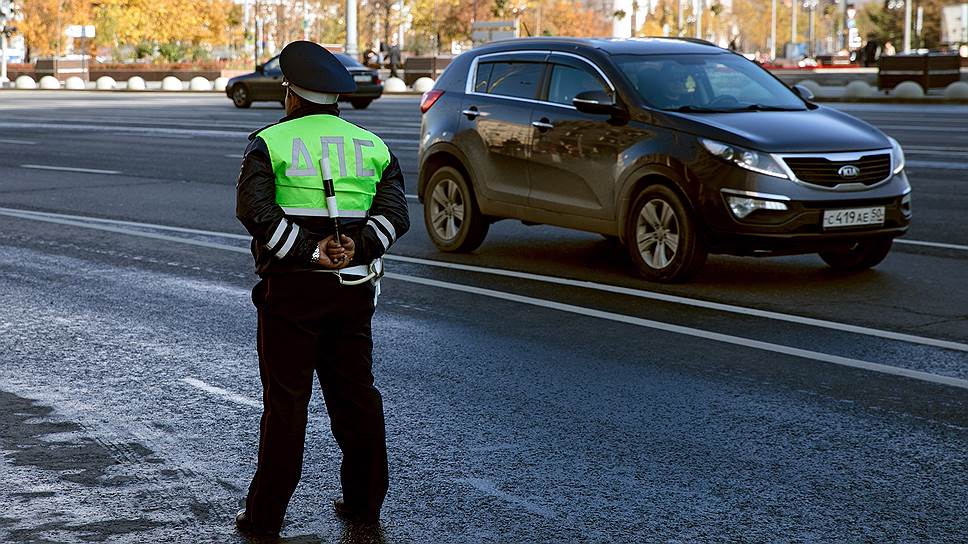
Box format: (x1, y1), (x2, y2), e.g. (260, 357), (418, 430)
(0, 138), (38, 145)
(180, 377), (261, 408)
(20, 164), (121, 175)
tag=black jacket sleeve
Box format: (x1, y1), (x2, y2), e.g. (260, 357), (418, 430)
(235, 136), (318, 264)
(352, 151), (410, 264)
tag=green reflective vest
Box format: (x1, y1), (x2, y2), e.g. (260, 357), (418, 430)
(258, 114), (391, 218)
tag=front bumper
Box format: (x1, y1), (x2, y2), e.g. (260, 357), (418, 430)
(699, 166), (912, 256)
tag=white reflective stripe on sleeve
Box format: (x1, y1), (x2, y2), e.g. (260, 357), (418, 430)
(265, 219), (288, 250)
(372, 215), (396, 242)
(368, 220), (390, 250)
(281, 207), (367, 218)
(275, 223), (300, 259)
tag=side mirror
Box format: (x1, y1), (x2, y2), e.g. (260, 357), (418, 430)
(255, 64), (264, 74)
(572, 90), (624, 116)
(792, 84), (815, 101)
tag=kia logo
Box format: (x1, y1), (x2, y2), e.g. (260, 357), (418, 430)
(838, 165), (861, 178)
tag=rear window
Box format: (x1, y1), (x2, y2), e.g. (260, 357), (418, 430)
(475, 61), (543, 100)
(335, 53), (363, 67)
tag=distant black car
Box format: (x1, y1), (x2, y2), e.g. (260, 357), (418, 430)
(418, 37), (911, 282)
(226, 53), (383, 109)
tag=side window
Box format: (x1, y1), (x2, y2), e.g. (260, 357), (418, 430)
(474, 62), (494, 93)
(263, 57), (281, 74)
(483, 62), (543, 99)
(547, 64), (607, 105)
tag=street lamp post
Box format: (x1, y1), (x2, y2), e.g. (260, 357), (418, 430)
(694, 0), (702, 39)
(903, 0), (911, 53)
(770, 0), (777, 60)
(345, 0), (358, 57)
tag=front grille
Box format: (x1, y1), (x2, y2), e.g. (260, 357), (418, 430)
(782, 153), (891, 188)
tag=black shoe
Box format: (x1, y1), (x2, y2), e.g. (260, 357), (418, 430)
(235, 509), (280, 540)
(333, 499), (380, 524)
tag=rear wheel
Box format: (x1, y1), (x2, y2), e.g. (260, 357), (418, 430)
(423, 166), (489, 252)
(231, 85), (252, 108)
(626, 184), (707, 282)
(351, 99), (373, 109)
(819, 237), (893, 271)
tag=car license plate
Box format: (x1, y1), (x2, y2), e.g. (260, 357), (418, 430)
(353, 75), (372, 83)
(822, 206), (885, 229)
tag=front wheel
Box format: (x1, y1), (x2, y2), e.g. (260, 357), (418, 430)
(626, 184), (707, 282)
(819, 238), (893, 271)
(350, 99), (373, 109)
(423, 166), (489, 252)
(231, 85), (252, 108)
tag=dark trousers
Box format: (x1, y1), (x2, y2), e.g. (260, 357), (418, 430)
(245, 273), (388, 530)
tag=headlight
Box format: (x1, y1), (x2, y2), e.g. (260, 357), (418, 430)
(700, 139), (789, 179)
(888, 136), (905, 174)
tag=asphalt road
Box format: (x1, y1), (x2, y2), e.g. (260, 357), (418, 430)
(0, 91), (967, 543)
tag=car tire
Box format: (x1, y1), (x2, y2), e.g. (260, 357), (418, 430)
(423, 166), (488, 252)
(231, 85), (252, 108)
(626, 184), (707, 282)
(351, 99), (373, 109)
(819, 237), (893, 271)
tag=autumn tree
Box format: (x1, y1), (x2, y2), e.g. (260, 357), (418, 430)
(18, 0), (94, 58)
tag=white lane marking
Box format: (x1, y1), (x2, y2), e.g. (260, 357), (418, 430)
(2, 206), (966, 354)
(20, 164), (121, 175)
(0, 207), (251, 240)
(0, 209), (247, 252)
(896, 239), (968, 251)
(0, 121), (247, 139)
(405, 194), (419, 201)
(181, 377), (261, 409)
(385, 273), (968, 391)
(882, 125), (968, 133)
(385, 255), (968, 353)
(225, 153), (241, 159)
(0, 138), (38, 145)
(455, 478), (554, 518)
(903, 145), (968, 152)
(905, 160), (968, 170)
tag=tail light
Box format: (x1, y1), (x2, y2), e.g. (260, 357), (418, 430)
(420, 89), (444, 114)
(373, 74), (380, 85)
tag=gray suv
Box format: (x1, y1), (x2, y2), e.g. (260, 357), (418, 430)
(417, 37), (911, 281)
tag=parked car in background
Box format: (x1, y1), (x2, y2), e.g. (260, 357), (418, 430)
(226, 53), (383, 109)
(418, 37), (911, 282)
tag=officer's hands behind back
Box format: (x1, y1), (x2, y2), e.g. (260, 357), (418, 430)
(317, 235), (355, 269)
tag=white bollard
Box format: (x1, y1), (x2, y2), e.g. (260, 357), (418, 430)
(795, 79), (822, 98)
(126, 76), (146, 91)
(14, 75), (37, 89)
(39, 75), (61, 89)
(65, 76), (86, 90)
(413, 77), (435, 93)
(161, 76), (184, 91)
(96, 76), (117, 90)
(214, 77), (229, 92)
(189, 76), (213, 91)
(893, 81), (925, 98)
(383, 77), (407, 93)
(944, 81), (968, 99)
(844, 80), (874, 98)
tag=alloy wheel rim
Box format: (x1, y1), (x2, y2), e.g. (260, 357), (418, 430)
(234, 87), (247, 104)
(429, 179), (465, 241)
(636, 198), (680, 269)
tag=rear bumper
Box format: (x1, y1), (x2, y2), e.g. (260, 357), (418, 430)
(340, 85), (384, 100)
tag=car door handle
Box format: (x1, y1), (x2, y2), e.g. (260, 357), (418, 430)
(531, 120), (554, 130)
(462, 108), (489, 119)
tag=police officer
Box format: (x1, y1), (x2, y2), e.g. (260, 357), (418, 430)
(234, 41), (409, 538)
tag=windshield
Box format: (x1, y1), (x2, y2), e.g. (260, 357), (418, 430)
(613, 53), (806, 112)
(335, 53), (363, 67)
